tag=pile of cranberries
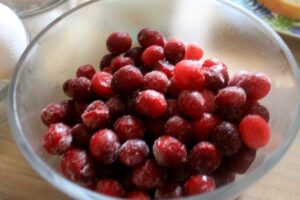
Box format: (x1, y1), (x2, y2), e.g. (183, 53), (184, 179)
(41, 28), (272, 199)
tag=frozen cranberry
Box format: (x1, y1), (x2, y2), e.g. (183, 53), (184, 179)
(153, 60), (174, 78)
(111, 55), (134, 72)
(217, 107), (243, 123)
(142, 45), (164, 67)
(81, 100), (109, 130)
(190, 142), (221, 174)
(106, 32), (132, 54)
(64, 77), (93, 101)
(125, 47), (143, 66)
(143, 71), (169, 93)
(76, 64), (96, 80)
(91, 72), (114, 99)
(153, 136), (188, 168)
(210, 122), (241, 156)
(215, 86), (246, 108)
(113, 115), (145, 142)
(201, 89), (216, 113)
(164, 38), (185, 64)
(239, 114), (270, 149)
(100, 53), (116, 70)
(43, 123), (72, 155)
(95, 179), (124, 197)
(102, 66), (113, 74)
(174, 60), (205, 90)
(106, 96), (125, 118)
(61, 148), (95, 183)
(203, 64), (229, 91)
(185, 42), (203, 60)
(164, 115), (191, 145)
(138, 28), (165, 48)
(191, 113), (219, 142)
(202, 58), (223, 68)
(71, 123), (91, 148)
(145, 119), (165, 140)
(164, 99), (179, 119)
(155, 183), (183, 199)
(212, 165), (235, 188)
(245, 102), (270, 122)
(119, 139), (149, 166)
(178, 90), (206, 118)
(183, 175), (215, 196)
(132, 159), (165, 190)
(111, 65), (143, 95)
(41, 102), (68, 126)
(124, 191), (151, 200)
(166, 78), (181, 98)
(89, 129), (120, 164)
(135, 90), (167, 118)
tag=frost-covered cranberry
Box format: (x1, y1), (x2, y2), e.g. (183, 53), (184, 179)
(91, 72), (114, 99)
(111, 55), (134, 72)
(164, 115), (191, 145)
(64, 77), (93, 101)
(215, 86), (246, 108)
(119, 139), (149, 166)
(125, 47), (143, 66)
(106, 32), (132, 54)
(153, 60), (174, 78)
(41, 102), (68, 126)
(76, 64), (96, 79)
(178, 90), (206, 118)
(95, 179), (124, 197)
(191, 113), (219, 142)
(142, 45), (164, 67)
(70, 123), (91, 148)
(124, 191), (151, 200)
(143, 71), (169, 93)
(164, 38), (185, 64)
(106, 96), (125, 118)
(185, 42), (203, 60)
(183, 175), (215, 196)
(155, 183), (183, 199)
(138, 28), (165, 48)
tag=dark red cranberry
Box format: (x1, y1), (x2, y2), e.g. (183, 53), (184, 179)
(111, 55), (134, 72)
(164, 38), (185, 64)
(212, 164), (235, 188)
(100, 53), (116, 70)
(143, 71), (169, 93)
(138, 28), (165, 48)
(153, 60), (174, 78)
(106, 96), (125, 118)
(76, 64), (96, 79)
(202, 58), (223, 68)
(70, 123), (91, 148)
(124, 191), (151, 200)
(155, 183), (183, 199)
(166, 77), (181, 98)
(89, 129), (120, 164)
(41, 102), (68, 126)
(203, 64), (229, 91)
(106, 32), (132, 54)
(185, 42), (203, 60)
(43, 123), (72, 155)
(111, 65), (143, 95)
(183, 175), (215, 196)
(145, 119), (165, 140)
(119, 139), (149, 166)
(201, 89), (216, 113)
(164, 99), (179, 119)
(125, 47), (143, 66)
(245, 102), (270, 122)
(210, 122), (241, 156)
(191, 113), (219, 142)
(164, 115), (191, 145)
(215, 86), (247, 108)
(142, 45), (164, 67)
(178, 90), (206, 118)
(91, 72), (114, 100)
(64, 77), (93, 101)
(95, 179), (124, 197)
(217, 107), (244, 123)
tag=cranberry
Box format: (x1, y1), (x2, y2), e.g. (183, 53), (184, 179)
(191, 113), (219, 142)
(245, 102), (270, 122)
(135, 90), (167, 118)
(142, 45), (164, 67)
(95, 179), (124, 197)
(201, 89), (216, 113)
(164, 115), (191, 145)
(100, 53), (116, 70)
(106, 32), (132, 54)
(89, 129), (120, 164)
(153, 136), (188, 168)
(125, 47), (143, 66)
(81, 100), (109, 130)
(212, 165), (235, 188)
(138, 28), (165, 48)
(164, 99), (179, 119)
(164, 38), (185, 64)
(111, 55), (134, 72)
(185, 42), (204, 60)
(143, 71), (169, 93)
(217, 107), (244, 123)
(41, 102), (68, 126)
(124, 191), (151, 200)
(132, 159), (165, 190)
(155, 183), (183, 199)
(64, 77), (93, 101)
(111, 65), (143, 95)
(76, 64), (96, 79)
(70, 123), (91, 148)
(203, 64), (229, 91)
(202, 58), (223, 68)
(73, 101), (88, 123)
(43, 123), (72, 155)
(183, 175), (215, 196)
(178, 90), (206, 118)
(145, 119), (165, 140)
(119, 139), (149, 167)
(174, 60), (205, 90)
(153, 60), (174, 78)
(91, 72), (114, 100)
(166, 77), (181, 98)
(106, 96), (125, 118)
(239, 114), (270, 149)
(215, 86), (247, 108)
(228, 70), (252, 86)
(210, 122), (242, 156)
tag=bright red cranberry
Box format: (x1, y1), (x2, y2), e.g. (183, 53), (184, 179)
(106, 96), (125, 118)
(95, 179), (124, 197)
(111, 55), (134, 72)
(106, 32), (132, 54)
(190, 142), (221, 174)
(61, 148), (95, 183)
(125, 47), (143, 66)
(124, 191), (151, 200)
(164, 115), (191, 145)
(135, 90), (167, 118)
(132, 159), (165, 190)
(111, 65), (143, 95)
(81, 100), (109, 130)
(183, 175), (215, 196)
(102, 66), (113, 74)
(164, 99), (179, 119)
(202, 58), (223, 68)
(174, 60), (205, 90)
(215, 86), (247, 108)
(91, 72), (114, 100)
(41, 102), (68, 126)
(210, 122), (242, 156)
(70, 123), (91, 148)
(119, 139), (149, 167)
(100, 53), (116, 70)
(142, 45), (164, 67)
(185, 42), (203, 60)
(164, 38), (185, 64)
(155, 183), (183, 199)
(145, 119), (165, 140)
(239, 114), (270, 149)
(212, 164), (235, 188)
(217, 107), (243, 123)
(64, 77), (93, 101)
(153, 60), (174, 78)
(113, 115), (145, 142)
(137, 28), (165, 48)
(43, 123), (72, 155)
(76, 64), (96, 79)
(153, 136), (188, 168)
(178, 90), (206, 118)
(143, 71), (169, 93)
(166, 78), (181, 98)
(245, 102), (270, 122)
(201, 89), (216, 113)
(191, 113), (219, 142)
(203, 64), (229, 91)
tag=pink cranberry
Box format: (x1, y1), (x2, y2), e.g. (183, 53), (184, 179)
(164, 99), (179, 119)
(143, 71), (169, 93)
(106, 96), (125, 118)
(91, 72), (114, 100)
(95, 179), (124, 197)
(135, 90), (167, 118)
(239, 114), (270, 149)
(164, 115), (191, 145)
(106, 32), (132, 54)
(100, 53), (116, 70)
(183, 175), (215, 196)
(245, 102), (270, 122)
(203, 64), (229, 91)
(212, 165), (235, 188)
(43, 123), (72, 155)
(215, 86), (247, 108)
(178, 90), (206, 118)
(138, 28), (165, 48)
(217, 107), (243, 123)
(70, 123), (92, 148)
(145, 119), (165, 141)
(111, 65), (143, 95)
(64, 77), (93, 101)
(191, 113), (219, 142)
(89, 129), (120, 164)
(41, 102), (68, 126)
(164, 38), (185, 64)
(202, 58), (223, 68)
(119, 139), (149, 167)
(111, 55), (134, 72)
(166, 78), (181, 98)
(142, 45), (164, 67)
(155, 183), (183, 199)
(185, 42), (204, 60)
(201, 89), (216, 113)
(76, 64), (96, 79)
(124, 191), (151, 200)
(125, 47), (143, 66)
(153, 60), (174, 78)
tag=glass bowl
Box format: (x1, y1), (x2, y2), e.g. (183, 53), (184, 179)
(8, 0), (300, 199)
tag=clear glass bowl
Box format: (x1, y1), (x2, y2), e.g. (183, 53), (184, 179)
(8, 0), (300, 199)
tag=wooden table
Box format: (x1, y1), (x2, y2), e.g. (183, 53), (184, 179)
(0, 36), (300, 200)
